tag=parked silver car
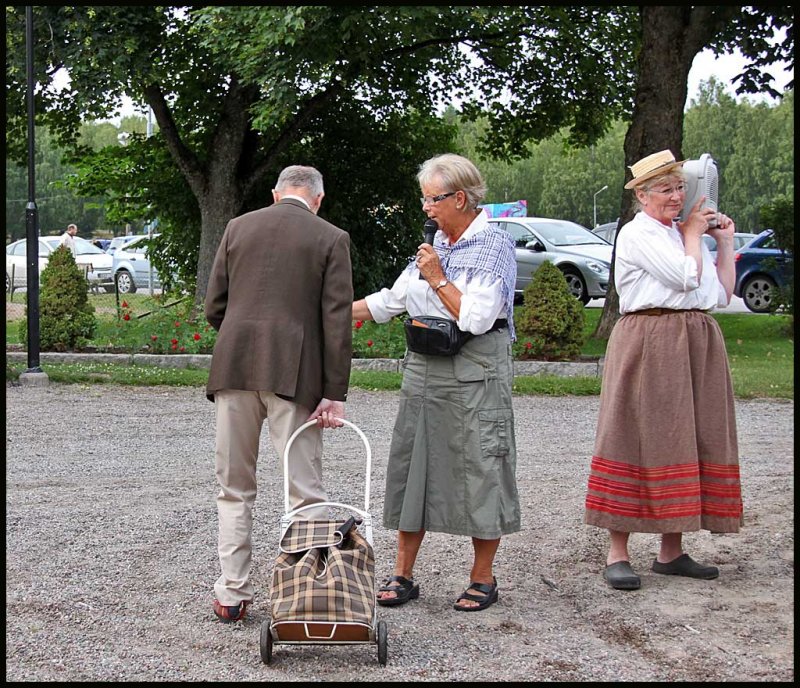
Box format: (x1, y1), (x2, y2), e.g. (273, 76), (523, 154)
(112, 234), (163, 294)
(488, 217), (613, 305)
(106, 234), (145, 256)
(592, 220), (619, 244)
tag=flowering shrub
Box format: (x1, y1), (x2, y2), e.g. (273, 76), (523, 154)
(351, 316), (407, 358)
(99, 298), (217, 354)
(91, 297), (590, 361)
(143, 304), (215, 354)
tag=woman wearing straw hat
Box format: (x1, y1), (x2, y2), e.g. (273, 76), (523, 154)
(584, 149), (743, 591)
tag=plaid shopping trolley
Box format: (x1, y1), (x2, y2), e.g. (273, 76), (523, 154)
(260, 419), (388, 666)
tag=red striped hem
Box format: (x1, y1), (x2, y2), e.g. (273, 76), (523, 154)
(588, 477), (741, 501)
(588, 476), (700, 500)
(591, 456), (699, 481)
(591, 456), (741, 480)
(586, 495), (743, 520)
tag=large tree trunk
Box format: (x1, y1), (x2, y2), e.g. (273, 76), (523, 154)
(194, 186), (246, 310)
(593, 6), (734, 339)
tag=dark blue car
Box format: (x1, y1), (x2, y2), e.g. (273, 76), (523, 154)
(733, 229), (793, 313)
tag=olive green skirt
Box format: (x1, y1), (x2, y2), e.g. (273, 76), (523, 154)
(383, 329), (521, 539)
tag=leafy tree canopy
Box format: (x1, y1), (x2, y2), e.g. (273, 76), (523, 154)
(5, 6), (640, 301)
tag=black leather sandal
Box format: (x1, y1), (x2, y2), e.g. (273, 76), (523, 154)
(376, 574), (420, 607)
(453, 577), (499, 611)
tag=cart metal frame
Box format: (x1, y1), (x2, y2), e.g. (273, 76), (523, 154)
(260, 418), (387, 666)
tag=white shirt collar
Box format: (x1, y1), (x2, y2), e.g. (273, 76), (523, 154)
(280, 194), (310, 209)
(442, 209), (489, 245)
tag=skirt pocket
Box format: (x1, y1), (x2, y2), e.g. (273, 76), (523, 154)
(478, 408), (512, 457)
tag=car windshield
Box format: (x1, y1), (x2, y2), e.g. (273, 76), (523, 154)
(529, 220), (609, 247)
(42, 236), (104, 255)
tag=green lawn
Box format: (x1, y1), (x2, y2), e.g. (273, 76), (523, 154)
(7, 303), (792, 399)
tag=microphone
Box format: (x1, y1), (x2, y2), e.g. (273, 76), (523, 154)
(419, 219), (438, 280)
(423, 218), (438, 246)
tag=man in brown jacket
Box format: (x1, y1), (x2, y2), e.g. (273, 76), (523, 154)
(204, 165), (353, 623)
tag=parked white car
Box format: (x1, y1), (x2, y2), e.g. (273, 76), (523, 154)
(6, 236), (113, 292)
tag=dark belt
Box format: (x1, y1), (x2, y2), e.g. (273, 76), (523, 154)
(631, 308), (708, 316)
(486, 319), (508, 332)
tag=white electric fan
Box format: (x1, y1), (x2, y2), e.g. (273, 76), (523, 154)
(681, 153), (719, 226)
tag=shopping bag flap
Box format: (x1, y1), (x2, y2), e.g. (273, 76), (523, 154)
(279, 520), (346, 553)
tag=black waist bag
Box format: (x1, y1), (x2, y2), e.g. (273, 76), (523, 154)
(404, 316), (473, 356)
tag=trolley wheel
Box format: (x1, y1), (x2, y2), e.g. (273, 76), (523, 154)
(377, 619), (388, 666)
(260, 620), (273, 664)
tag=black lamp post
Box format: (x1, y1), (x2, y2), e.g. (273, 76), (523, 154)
(24, 5), (43, 375)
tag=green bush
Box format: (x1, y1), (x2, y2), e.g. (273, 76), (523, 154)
(759, 195), (794, 320)
(514, 260), (585, 360)
(19, 244), (97, 350)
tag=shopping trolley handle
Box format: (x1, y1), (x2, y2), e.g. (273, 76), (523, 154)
(282, 418), (372, 515)
(335, 515), (362, 541)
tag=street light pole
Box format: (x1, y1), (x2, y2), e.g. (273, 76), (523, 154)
(23, 5), (46, 383)
(593, 185), (608, 228)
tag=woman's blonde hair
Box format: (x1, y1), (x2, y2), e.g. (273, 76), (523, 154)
(417, 154), (487, 210)
(632, 169), (686, 212)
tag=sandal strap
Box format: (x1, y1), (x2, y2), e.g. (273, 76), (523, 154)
(379, 574), (414, 591)
(465, 580), (496, 595)
(456, 591), (488, 603)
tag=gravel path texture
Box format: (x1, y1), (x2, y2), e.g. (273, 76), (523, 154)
(5, 383), (794, 682)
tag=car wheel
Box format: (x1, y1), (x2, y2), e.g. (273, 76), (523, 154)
(741, 274), (776, 313)
(560, 267), (590, 305)
(115, 270), (137, 294)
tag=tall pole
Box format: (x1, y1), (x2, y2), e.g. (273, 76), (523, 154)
(24, 5), (44, 375)
(593, 185), (608, 228)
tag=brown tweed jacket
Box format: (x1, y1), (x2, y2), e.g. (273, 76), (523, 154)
(205, 198), (353, 411)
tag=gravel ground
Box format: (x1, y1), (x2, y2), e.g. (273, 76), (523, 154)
(5, 383), (794, 682)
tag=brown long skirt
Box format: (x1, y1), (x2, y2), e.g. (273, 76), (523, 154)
(585, 310), (743, 534)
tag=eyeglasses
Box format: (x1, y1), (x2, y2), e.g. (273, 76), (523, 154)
(647, 183), (686, 196)
(420, 191), (456, 206)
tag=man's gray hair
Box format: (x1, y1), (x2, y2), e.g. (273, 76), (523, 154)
(275, 165), (324, 197)
(417, 154), (487, 210)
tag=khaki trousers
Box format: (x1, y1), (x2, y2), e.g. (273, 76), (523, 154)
(213, 389), (327, 605)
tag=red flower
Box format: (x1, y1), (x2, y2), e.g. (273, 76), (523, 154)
(121, 301), (128, 308)
(171, 343), (177, 350)
(151, 335), (158, 341)
(193, 333), (201, 341)
(180, 346), (186, 352)
(174, 321), (181, 327)
(367, 340), (373, 347)
(171, 338), (178, 345)
(355, 320), (364, 329)
(122, 313), (131, 321)
(525, 341), (532, 349)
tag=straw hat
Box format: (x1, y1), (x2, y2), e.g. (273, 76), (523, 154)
(624, 149), (685, 189)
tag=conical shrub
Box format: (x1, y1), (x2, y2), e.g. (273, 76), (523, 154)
(515, 260), (585, 360)
(19, 244), (97, 351)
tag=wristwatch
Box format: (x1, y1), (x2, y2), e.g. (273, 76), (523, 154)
(434, 279), (448, 292)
